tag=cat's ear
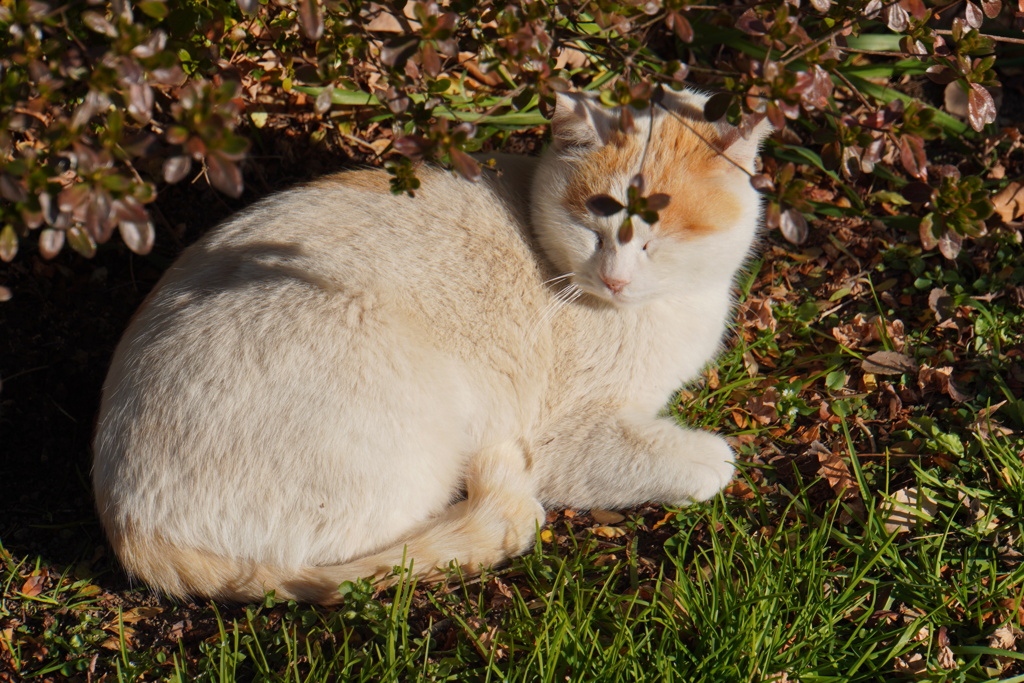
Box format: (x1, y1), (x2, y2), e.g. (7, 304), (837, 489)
(550, 92), (618, 151)
(716, 116), (773, 173)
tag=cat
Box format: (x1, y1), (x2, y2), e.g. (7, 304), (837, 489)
(92, 88), (770, 604)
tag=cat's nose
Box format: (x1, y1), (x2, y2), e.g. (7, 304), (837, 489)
(601, 276), (629, 294)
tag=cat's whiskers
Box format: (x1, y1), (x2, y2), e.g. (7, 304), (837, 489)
(524, 279), (582, 342)
(541, 272), (575, 287)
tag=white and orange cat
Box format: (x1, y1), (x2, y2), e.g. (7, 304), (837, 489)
(93, 88), (769, 603)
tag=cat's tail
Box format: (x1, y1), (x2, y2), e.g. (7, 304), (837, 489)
(107, 443), (545, 604)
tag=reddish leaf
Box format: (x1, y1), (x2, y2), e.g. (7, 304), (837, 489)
(82, 10), (117, 37)
(119, 221), (155, 255)
(981, 0), (1002, 17)
(111, 196), (148, 225)
(39, 192), (58, 225)
(449, 148), (481, 182)
(964, 1), (984, 28)
(749, 174), (775, 192)
(925, 65), (957, 84)
(85, 192), (112, 241)
(919, 214), (938, 250)
(884, 3), (909, 31)
(0, 285), (11, 302)
(297, 0), (323, 41)
(766, 102), (787, 131)
(899, 134), (928, 180)
(903, 0), (928, 19)
(938, 229), (963, 259)
(646, 193), (671, 212)
(20, 573), (46, 598)
(967, 83), (997, 131)
(314, 84), (334, 115)
(38, 228), (64, 259)
(811, 0), (833, 12)
(764, 201), (781, 230)
(0, 174), (27, 202)
(901, 181), (933, 204)
(163, 155), (192, 184)
(58, 184), (90, 213)
(664, 11), (694, 42)
(779, 208), (809, 244)
(127, 83), (154, 124)
(586, 195), (625, 217)
(820, 142), (841, 171)
(384, 86), (411, 115)
(236, 0), (258, 14)
(420, 42), (441, 77)
(207, 154), (244, 198)
(0, 225), (17, 262)
(703, 91), (732, 122)
(381, 36), (418, 68)
(736, 9), (768, 35)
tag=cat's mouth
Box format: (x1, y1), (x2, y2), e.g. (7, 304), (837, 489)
(579, 278), (639, 307)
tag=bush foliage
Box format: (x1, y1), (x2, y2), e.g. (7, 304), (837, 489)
(0, 0), (1021, 284)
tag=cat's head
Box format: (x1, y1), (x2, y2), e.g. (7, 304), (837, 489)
(532, 88), (771, 307)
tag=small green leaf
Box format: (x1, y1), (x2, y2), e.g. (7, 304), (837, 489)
(825, 370), (847, 391)
(138, 1), (168, 19)
(869, 190), (911, 206)
(0, 225), (18, 262)
(67, 226), (97, 258)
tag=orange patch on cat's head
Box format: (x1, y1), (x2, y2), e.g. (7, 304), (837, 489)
(562, 111), (745, 239)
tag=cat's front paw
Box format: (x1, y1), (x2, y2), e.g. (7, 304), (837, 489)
(672, 432), (735, 505)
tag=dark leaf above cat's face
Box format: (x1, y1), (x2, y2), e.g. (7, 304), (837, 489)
(586, 194), (625, 217)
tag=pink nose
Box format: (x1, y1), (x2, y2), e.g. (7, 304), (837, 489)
(601, 276), (629, 294)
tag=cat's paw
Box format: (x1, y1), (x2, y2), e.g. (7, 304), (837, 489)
(672, 433), (735, 505)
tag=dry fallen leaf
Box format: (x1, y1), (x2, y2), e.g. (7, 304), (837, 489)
(739, 297), (777, 332)
(746, 387), (780, 425)
(881, 487), (938, 535)
(861, 350), (918, 375)
(591, 525), (628, 539)
(937, 626), (956, 669)
(992, 182), (1024, 223)
(832, 313), (905, 352)
(988, 625), (1020, 651)
(652, 511), (674, 530)
(590, 509), (626, 525)
(813, 442), (856, 497)
(971, 400), (1014, 440)
(19, 572), (46, 598)
(120, 606), (164, 623)
(918, 365), (971, 402)
(893, 652), (927, 674)
(813, 442), (866, 522)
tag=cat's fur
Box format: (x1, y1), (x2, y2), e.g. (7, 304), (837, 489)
(93, 89), (770, 604)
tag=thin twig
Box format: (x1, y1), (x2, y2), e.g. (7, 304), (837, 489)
(935, 28), (1024, 46)
(778, 0), (905, 67)
(656, 104), (756, 178)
